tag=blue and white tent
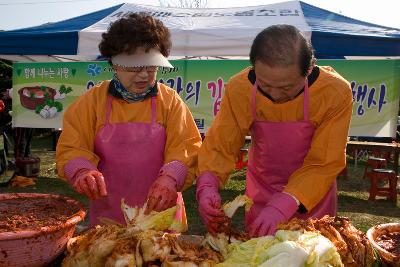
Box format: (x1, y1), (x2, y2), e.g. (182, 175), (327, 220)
(1, 0), (400, 62)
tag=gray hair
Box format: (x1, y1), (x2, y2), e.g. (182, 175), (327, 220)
(249, 24), (315, 76)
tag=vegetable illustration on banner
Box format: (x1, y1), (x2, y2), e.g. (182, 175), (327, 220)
(13, 62), (111, 129)
(33, 84), (73, 119)
(18, 84), (69, 119)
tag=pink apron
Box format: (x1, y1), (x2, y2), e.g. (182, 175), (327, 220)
(245, 80), (337, 229)
(91, 95), (185, 227)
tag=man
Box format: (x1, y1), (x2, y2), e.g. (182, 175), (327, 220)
(196, 24), (353, 237)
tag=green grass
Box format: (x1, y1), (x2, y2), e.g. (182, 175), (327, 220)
(0, 132), (399, 235)
(336, 161), (400, 232)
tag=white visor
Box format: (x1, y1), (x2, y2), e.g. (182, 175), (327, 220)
(111, 48), (173, 69)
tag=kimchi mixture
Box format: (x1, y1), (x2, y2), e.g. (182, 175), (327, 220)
(376, 231), (400, 256)
(0, 197), (80, 232)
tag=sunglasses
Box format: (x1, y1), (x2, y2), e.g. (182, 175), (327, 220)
(113, 65), (159, 73)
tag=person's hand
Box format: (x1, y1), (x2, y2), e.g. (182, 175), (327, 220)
(72, 169), (107, 200)
(248, 192), (299, 237)
(196, 172), (230, 235)
(146, 174), (178, 214)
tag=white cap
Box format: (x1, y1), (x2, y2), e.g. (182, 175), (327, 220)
(111, 48), (173, 69)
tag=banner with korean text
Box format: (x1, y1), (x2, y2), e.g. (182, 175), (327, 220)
(12, 60), (400, 137)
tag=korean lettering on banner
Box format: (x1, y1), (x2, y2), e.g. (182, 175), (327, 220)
(57, 67), (69, 78)
(256, 8), (299, 16)
(159, 76), (201, 106)
(351, 81), (387, 116)
(37, 68), (55, 79)
(23, 67), (69, 79)
(24, 68), (36, 78)
(142, 8), (299, 18)
(194, 118), (205, 131)
(207, 78), (225, 116)
(185, 80), (201, 106)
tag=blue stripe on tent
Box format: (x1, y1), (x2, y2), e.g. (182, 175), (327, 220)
(312, 32), (400, 58)
(1, 2), (400, 57)
(300, 1), (400, 58)
(301, 1), (385, 28)
(0, 4), (122, 55)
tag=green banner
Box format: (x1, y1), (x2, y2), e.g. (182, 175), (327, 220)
(12, 60), (400, 137)
(12, 62), (113, 129)
(321, 60), (400, 137)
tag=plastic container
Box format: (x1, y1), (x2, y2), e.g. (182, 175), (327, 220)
(16, 157), (40, 177)
(0, 193), (86, 267)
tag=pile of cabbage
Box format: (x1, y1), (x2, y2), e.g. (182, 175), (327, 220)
(63, 196), (344, 267)
(213, 230), (343, 267)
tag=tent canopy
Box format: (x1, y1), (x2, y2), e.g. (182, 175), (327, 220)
(1, 0), (400, 62)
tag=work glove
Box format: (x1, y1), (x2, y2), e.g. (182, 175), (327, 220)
(146, 174), (178, 213)
(196, 172), (230, 235)
(72, 169), (107, 200)
(146, 161), (187, 214)
(248, 192), (299, 237)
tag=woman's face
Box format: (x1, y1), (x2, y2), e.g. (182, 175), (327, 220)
(113, 66), (158, 94)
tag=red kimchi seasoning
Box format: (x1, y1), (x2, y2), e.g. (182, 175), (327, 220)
(376, 232), (400, 256)
(0, 197), (81, 232)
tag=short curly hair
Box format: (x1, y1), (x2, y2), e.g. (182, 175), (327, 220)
(99, 12), (171, 59)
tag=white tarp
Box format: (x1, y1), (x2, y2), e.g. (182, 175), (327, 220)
(78, 1), (311, 57)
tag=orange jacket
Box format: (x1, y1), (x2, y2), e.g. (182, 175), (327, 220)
(56, 80), (202, 190)
(198, 66), (353, 211)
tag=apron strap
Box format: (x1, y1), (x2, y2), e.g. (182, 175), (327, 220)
(105, 95), (113, 125)
(303, 78), (309, 121)
(151, 96), (157, 123)
(251, 82), (258, 120)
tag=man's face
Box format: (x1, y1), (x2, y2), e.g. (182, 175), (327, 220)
(254, 60), (307, 103)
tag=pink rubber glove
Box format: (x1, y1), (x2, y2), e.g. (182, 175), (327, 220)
(72, 169), (107, 200)
(146, 161), (187, 214)
(248, 192), (298, 237)
(146, 174), (178, 214)
(196, 172), (230, 235)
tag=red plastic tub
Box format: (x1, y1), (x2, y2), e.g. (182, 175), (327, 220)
(0, 193), (86, 267)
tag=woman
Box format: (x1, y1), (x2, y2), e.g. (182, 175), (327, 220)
(56, 13), (202, 227)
